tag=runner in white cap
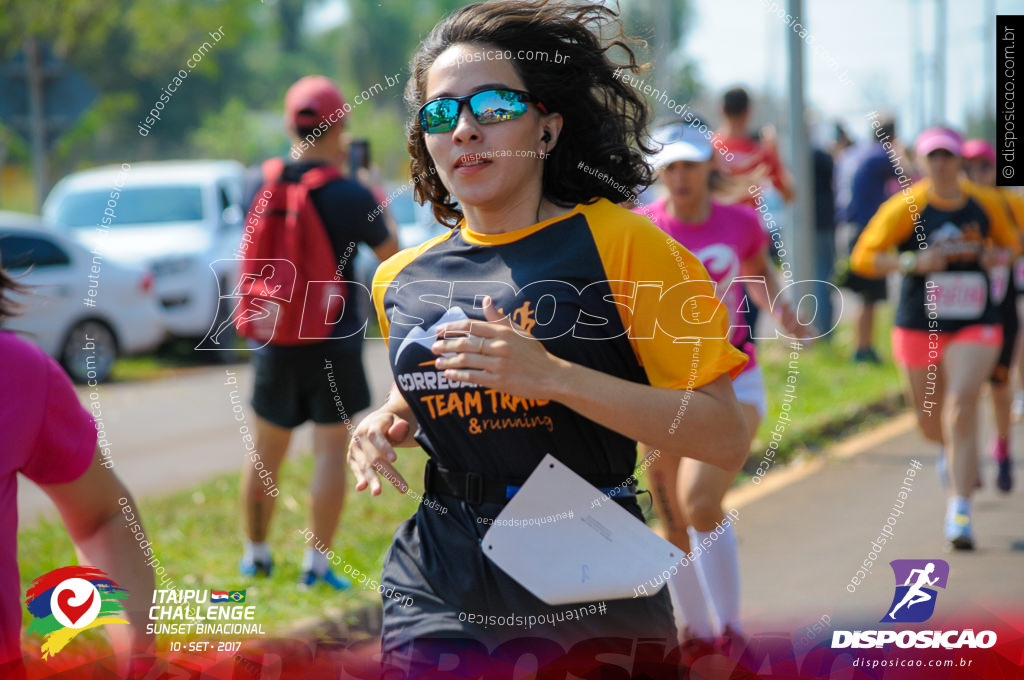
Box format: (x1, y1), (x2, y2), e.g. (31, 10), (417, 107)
(636, 120), (805, 646)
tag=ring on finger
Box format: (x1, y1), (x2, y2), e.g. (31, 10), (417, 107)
(477, 336), (486, 354)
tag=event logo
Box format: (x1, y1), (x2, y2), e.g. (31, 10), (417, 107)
(25, 566), (130, 659)
(882, 559), (949, 623)
(833, 558), (996, 650)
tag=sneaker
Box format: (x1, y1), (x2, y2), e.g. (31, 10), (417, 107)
(298, 568), (352, 591)
(997, 458), (1013, 493)
(944, 511), (974, 551)
(239, 555), (273, 578)
(853, 348), (881, 364)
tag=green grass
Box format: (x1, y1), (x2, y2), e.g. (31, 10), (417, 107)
(749, 306), (902, 466)
(19, 307), (905, 642)
(18, 447), (432, 649)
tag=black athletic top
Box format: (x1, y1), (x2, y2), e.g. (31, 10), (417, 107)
(371, 198), (747, 650)
(852, 179), (1021, 332)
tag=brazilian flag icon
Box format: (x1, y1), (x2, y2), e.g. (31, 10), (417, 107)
(228, 590), (246, 603)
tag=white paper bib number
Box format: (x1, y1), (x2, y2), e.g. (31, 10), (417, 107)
(927, 272), (987, 320)
(1014, 258), (1024, 291)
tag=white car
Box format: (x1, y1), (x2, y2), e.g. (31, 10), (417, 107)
(352, 188), (448, 289)
(0, 212), (166, 383)
(42, 160), (246, 345)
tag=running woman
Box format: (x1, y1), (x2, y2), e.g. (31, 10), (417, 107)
(636, 122), (805, 644)
(962, 138), (1021, 493)
(347, 0), (750, 672)
(851, 127), (1020, 550)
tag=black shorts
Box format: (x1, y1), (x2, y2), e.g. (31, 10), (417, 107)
(845, 230), (887, 302)
(993, 277), (1019, 383)
(250, 342), (371, 429)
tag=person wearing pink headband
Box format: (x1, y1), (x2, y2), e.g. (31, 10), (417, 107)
(963, 138), (1023, 493)
(852, 127), (1021, 550)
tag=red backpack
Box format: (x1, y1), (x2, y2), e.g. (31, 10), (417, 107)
(233, 158), (347, 345)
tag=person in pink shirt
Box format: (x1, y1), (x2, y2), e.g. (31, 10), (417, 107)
(635, 121), (804, 647)
(0, 266), (155, 676)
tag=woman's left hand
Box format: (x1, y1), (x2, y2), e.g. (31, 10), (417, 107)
(774, 301), (814, 340)
(432, 296), (568, 401)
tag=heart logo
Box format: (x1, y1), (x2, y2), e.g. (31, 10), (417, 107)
(56, 588), (96, 627)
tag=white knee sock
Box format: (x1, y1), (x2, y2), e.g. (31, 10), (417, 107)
(689, 524), (741, 634)
(666, 559), (714, 639)
(302, 547), (330, 575)
(243, 541), (270, 564)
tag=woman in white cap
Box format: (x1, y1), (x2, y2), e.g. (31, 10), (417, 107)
(636, 120), (804, 647)
(852, 127), (1020, 550)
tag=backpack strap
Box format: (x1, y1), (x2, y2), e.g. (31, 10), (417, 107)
(300, 163), (342, 190)
(261, 157), (287, 184)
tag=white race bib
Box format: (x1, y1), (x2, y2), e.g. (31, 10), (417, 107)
(1014, 258), (1024, 291)
(926, 272), (987, 320)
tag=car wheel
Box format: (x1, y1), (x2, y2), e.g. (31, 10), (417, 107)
(62, 320), (118, 383)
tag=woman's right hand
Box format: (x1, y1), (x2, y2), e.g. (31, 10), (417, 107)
(914, 247), (948, 274)
(347, 410), (411, 495)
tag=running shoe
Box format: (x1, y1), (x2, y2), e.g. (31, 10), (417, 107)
(944, 511), (974, 551)
(238, 556), (273, 578)
(853, 348), (881, 364)
(298, 568), (352, 591)
(997, 458), (1014, 493)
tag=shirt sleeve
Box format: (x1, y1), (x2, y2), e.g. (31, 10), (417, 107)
(585, 200), (748, 390)
(850, 185), (919, 276)
(371, 231), (455, 347)
(21, 354), (97, 486)
(974, 185), (1023, 255)
(348, 184), (391, 249)
(739, 206), (769, 261)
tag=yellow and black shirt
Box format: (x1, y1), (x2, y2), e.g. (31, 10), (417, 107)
(852, 179), (1021, 332)
(371, 197), (746, 650)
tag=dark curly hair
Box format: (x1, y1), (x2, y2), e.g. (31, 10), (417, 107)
(0, 265), (25, 322)
(405, 0), (656, 227)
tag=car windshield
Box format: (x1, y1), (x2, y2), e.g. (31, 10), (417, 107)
(53, 185), (205, 228)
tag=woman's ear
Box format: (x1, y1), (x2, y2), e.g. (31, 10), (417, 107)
(539, 112), (563, 150)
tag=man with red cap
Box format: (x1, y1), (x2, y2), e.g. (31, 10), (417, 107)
(237, 75), (398, 588)
(852, 127), (1021, 550)
(963, 138), (1023, 493)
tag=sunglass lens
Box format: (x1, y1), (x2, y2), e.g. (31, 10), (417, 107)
(422, 99), (459, 133)
(470, 90), (528, 125)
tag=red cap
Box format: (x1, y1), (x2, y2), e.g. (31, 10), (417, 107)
(962, 139), (997, 165)
(915, 127), (962, 157)
(284, 76), (347, 129)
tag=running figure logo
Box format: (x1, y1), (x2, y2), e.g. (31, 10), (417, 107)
(881, 559), (949, 623)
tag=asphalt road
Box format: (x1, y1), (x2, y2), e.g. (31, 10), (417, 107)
(16, 340), (396, 527)
(732, 413), (1024, 635)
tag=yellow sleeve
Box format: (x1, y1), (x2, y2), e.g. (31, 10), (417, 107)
(850, 187), (920, 277)
(973, 185), (1023, 255)
(1006, 190), (1024, 235)
(370, 231), (455, 347)
(582, 199), (748, 390)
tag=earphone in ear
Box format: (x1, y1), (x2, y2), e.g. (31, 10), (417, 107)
(541, 131), (551, 143)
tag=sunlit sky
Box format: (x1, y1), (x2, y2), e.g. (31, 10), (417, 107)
(685, 0), (1009, 143)
(310, 0), (1013, 144)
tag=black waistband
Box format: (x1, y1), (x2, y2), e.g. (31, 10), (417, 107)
(423, 459), (636, 505)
